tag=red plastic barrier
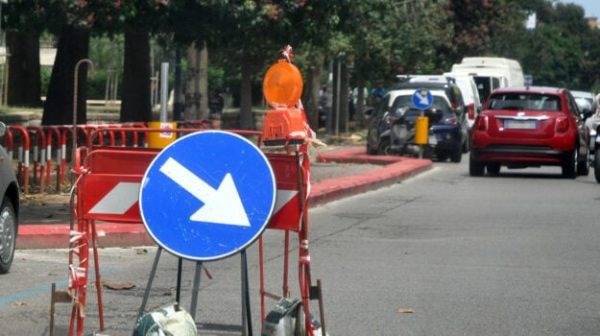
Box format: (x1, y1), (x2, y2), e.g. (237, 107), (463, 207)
(8, 126), (30, 194)
(27, 126), (47, 193)
(44, 126), (63, 193)
(87, 127), (262, 149)
(3, 127), (13, 159)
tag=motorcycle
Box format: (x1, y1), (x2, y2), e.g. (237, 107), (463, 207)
(388, 106), (444, 158)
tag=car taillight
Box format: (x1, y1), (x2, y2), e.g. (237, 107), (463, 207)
(386, 115), (394, 124)
(555, 117), (569, 133)
(467, 103), (475, 120)
(475, 115), (488, 131)
(444, 116), (458, 125)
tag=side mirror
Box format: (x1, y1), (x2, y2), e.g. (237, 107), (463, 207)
(0, 122), (5, 137)
(364, 108), (374, 119)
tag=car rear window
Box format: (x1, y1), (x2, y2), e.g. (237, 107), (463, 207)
(390, 95), (451, 116)
(487, 93), (561, 111)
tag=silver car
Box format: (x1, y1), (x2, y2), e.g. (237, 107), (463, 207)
(0, 122), (19, 274)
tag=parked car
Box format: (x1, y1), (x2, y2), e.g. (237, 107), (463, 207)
(571, 90), (594, 119)
(470, 87), (589, 178)
(579, 92), (600, 156)
(0, 122), (19, 274)
(366, 80), (469, 161)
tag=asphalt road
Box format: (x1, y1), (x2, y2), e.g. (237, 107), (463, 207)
(2, 154), (600, 335)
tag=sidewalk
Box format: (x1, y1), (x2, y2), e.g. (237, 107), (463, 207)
(16, 146), (432, 249)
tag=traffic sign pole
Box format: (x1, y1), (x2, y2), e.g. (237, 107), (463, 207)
(412, 88), (433, 158)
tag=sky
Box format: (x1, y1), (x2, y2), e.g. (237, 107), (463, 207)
(561, 0), (600, 18)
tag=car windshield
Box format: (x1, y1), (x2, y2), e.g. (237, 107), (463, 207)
(390, 95), (451, 116)
(487, 93), (561, 111)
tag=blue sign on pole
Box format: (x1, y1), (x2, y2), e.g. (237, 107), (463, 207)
(139, 131), (276, 261)
(412, 88), (433, 110)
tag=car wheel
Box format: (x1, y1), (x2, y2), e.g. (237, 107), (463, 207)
(595, 154), (600, 183)
(0, 197), (17, 274)
(378, 138), (391, 155)
(487, 163), (501, 176)
(469, 155), (485, 176)
(577, 149), (590, 176)
(562, 148), (577, 179)
(450, 149), (462, 163)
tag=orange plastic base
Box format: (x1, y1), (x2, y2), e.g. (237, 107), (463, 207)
(261, 108), (307, 145)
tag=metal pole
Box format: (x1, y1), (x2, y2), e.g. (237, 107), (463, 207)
(190, 261), (203, 321)
(173, 46), (183, 121)
(160, 62), (169, 122)
(241, 250), (253, 336)
(72, 59), (94, 167)
(175, 257), (183, 311)
(137, 247), (163, 321)
(335, 58), (341, 136)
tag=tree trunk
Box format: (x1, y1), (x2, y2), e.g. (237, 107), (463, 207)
(184, 43), (199, 120)
(6, 31), (41, 107)
(339, 61), (349, 133)
(239, 55), (253, 129)
(120, 27), (151, 122)
(302, 56), (323, 131)
(356, 79), (366, 126)
(199, 43), (209, 119)
(42, 26), (90, 126)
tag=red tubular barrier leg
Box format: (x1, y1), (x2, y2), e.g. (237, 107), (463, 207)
(4, 129), (13, 160)
(90, 220), (105, 331)
(45, 126), (61, 193)
(9, 126), (30, 194)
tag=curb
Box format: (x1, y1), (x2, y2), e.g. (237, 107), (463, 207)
(16, 147), (432, 249)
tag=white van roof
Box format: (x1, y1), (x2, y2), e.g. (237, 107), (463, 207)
(459, 57), (522, 70)
(451, 57), (524, 87)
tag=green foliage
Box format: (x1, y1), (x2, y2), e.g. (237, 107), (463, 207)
(8, 0), (600, 115)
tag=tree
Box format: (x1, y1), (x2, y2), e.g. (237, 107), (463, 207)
(3, 1), (47, 108)
(492, 1), (596, 89)
(203, 1), (338, 129)
(446, 0), (518, 64)
(120, 27), (152, 122)
(42, 25), (90, 125)
(119, 1), (168, 122)
(40, 1), (121, 125)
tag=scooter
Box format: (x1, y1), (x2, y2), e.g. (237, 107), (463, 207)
(389, 107), (443, 158)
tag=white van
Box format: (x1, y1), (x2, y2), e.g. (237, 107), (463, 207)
(450, 57), (525, 104)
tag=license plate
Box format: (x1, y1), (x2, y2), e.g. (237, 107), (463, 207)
(504, 119), (536, 129)
(428, 134), (437, 145)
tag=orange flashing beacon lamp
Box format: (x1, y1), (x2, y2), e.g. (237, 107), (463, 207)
(261, 47), (308, 146)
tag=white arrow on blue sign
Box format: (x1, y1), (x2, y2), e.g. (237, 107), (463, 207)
(412, 88), (433, 110)
(139, 130), (276, 261)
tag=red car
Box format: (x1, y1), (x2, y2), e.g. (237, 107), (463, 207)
(470, 87), (589, 178)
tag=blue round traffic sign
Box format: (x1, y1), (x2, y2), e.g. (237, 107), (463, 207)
(412, 88), (433, 110)
(139, 131), (276, 261)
